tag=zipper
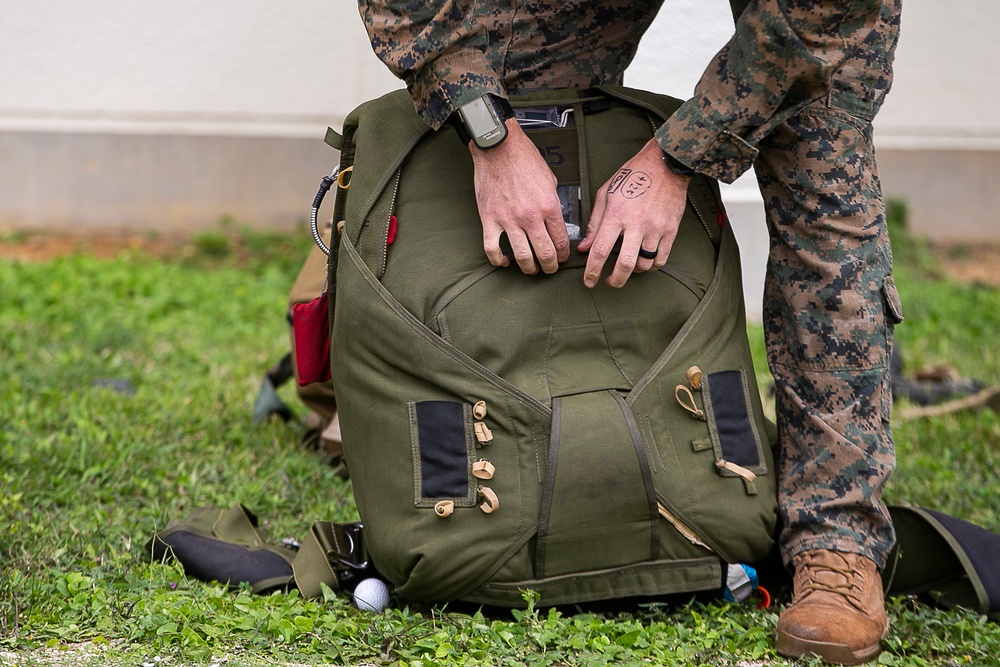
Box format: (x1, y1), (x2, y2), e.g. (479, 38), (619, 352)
(686, 192), (715, 242)
(379, 169), (402, 278)
(656, 501), (714, 553)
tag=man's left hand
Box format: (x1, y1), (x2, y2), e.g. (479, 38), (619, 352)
(578, 138), (691, 289)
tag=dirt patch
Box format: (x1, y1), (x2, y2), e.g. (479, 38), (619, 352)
(4, 229), (1000, 288)
(0, 230), (190, 262)
(929, 240), (1000, 287)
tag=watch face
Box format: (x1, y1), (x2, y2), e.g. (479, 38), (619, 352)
(462, 97), (500, 136)
(459, 96), (507, 148)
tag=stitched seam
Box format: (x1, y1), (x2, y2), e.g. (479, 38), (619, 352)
(588, 289), (633, 386)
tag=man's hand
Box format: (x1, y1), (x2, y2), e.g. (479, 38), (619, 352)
(469, 119), (569, 275)
(578, 138), (691, 288)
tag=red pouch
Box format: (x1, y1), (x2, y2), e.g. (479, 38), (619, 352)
(291, 292), (331, 387)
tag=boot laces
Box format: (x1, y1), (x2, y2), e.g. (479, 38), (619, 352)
(797, 551), (867, 610)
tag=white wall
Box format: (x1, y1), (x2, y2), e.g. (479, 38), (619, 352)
(3, 0), (999, 318)
(875, 2), (1000, 150)
(9, 1), (996, 144)
(0, 1), (400, 137)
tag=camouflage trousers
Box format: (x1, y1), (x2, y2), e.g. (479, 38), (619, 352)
(757, 106), (902, 570)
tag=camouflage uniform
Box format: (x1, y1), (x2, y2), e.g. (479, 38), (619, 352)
(359, 0), (903, 569)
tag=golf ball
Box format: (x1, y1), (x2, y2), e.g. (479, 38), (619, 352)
(352, 577), (390, 612)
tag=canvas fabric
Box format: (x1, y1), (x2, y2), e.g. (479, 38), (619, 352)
(327, 86), (778, 606)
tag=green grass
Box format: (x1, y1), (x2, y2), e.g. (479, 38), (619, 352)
(2, 219), (1000, 666)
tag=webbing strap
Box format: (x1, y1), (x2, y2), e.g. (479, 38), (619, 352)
(212, 504), (266, 546)
(325, 127), (344, 151)
(292, 521), (346, 598)
(148, 505), (368, 599)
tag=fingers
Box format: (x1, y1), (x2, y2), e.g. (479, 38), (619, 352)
(470, 121), (566, 275)
(582, 181), (665, 289)
(521, 195), (567, 274)
(481, 205), (566, 275)
(634, 239), (664, 271)
(608, 238), (661, 288)
(580, 199), (678, 288)
(507, 227), (540, 275)
(581, 139), (690, 289)
(543, 211), (572, 266)
(578, 188), (607, 254)
(591, 223), (678, 288)
(481, 221), (511, 269)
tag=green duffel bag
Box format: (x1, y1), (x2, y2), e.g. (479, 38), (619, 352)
(325, 86), (777, 607)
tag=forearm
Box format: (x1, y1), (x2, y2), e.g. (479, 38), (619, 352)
(656, 0), (883, 183)
(358, 0), (504, 129)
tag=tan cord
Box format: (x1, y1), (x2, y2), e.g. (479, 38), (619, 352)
(674, 384), (705, 420)
(657, 502), (712, 551)
(474, 421), (493, 444)
(472, 460), (495, 480)
(479, 487), (499, 514)
(716, 459), (759, 494)
(686, 365), (703, 390)
(434, 500), (454, 518)
(336, 165), (353, 189)
(715, 459), (757, 483)
(473, 401), (487, 420)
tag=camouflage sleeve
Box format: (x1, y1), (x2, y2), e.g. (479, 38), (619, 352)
(655, 0), (885, 184)
(358, 0), (505, 130)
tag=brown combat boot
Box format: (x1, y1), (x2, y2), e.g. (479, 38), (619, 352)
(775, 550), (888, 665)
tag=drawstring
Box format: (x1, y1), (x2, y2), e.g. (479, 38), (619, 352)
(674, 384), (705, 420)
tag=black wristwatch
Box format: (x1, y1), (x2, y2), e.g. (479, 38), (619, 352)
(453, 94), (515, 150)
(662, 150), (697, 176)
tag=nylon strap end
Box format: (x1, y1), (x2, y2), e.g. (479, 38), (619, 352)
(325, 127), (345, 151)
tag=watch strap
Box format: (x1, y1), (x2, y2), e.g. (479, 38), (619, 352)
(662, 150), (697, 176)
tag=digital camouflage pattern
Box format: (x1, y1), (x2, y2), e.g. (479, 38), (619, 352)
(359, 0), (902, 567)
(359, 1), (661, 131)
(757, 0), (902, 568)
(360, 0), (891, 184)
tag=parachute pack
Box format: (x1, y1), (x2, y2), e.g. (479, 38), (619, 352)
(150, 87), (1000, 619)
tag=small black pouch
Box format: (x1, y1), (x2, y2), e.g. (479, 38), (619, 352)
(146, 505), (375, 597)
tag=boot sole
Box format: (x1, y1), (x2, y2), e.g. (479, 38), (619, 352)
(776, 631), (882, 666)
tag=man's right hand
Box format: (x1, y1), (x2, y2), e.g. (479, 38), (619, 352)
(468, 119), (569, 275)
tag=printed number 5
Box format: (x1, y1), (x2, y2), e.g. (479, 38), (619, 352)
(538, 145), (564, 168)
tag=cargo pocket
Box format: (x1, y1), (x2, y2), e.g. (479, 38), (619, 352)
(701, 370), (767, 494)
(882, 275), (904, 326)
(409, 401), (477, 507)
(881, 275), (904, 423)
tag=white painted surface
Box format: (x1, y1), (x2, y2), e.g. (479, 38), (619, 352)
(6, 1), (997, 144)
(0, 1), (400, 137)
(874, 1), (1000, 150)
(3, 0), (998, 319)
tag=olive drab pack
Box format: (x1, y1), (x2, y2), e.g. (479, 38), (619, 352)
(322, 86), (778, 607)
(149, 87), (1000, 619)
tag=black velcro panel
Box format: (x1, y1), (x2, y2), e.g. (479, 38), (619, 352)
(706, 370), (760, 468)
(923, 509), (1000, 614)
(150, 531), (293, 588)
(415, 400), (469, 498)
